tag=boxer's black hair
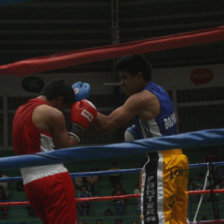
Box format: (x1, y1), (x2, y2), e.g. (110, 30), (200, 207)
(115, 54), (152, 81)
(40, 79), (75, 104)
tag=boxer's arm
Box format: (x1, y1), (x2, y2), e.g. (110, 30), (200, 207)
(94, 90), (159, 133)
(94, 100), (137, 133)
(33, 105), (79, 149)
(48, 109), (79, 148)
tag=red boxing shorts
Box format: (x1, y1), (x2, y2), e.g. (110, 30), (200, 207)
(24, 172), (78, 224)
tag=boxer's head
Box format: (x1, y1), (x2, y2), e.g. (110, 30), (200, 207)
(115, 55), (152, 95)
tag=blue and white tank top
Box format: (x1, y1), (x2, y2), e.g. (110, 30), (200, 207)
(134, 81), (177, 139)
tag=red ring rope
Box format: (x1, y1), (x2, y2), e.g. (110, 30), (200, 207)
(0, 25), (224, 76)
(1, 189), (224, 207)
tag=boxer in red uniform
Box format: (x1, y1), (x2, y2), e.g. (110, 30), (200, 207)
(13, 79), (96, 224)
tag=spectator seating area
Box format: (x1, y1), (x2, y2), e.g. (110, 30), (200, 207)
(0, 147), (224, 224)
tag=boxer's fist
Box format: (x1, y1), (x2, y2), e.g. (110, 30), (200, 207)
(124, 124), (141, 141)
(72, 81), (91, 101)
(70, 100), (97, 141)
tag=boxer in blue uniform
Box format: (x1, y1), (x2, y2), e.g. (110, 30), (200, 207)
(94, 55), (189, 224)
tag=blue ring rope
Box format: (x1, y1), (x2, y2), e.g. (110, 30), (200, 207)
(1, 161), (224, 183)
(0, 128), (223, 170)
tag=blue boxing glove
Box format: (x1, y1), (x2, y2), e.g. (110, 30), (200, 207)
(124, 124), (141, 142)
(72, 81), (91, 101)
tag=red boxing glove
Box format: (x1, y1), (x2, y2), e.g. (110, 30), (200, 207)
(71, 99), (97, 129)
(70, 100), (97, 142)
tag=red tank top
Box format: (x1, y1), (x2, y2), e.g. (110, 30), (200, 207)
(13, 98), (52, 155)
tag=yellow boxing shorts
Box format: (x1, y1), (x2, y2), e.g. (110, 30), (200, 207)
(140, 149), (189, 224)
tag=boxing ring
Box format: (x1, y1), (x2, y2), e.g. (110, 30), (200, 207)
(0, 129), (224, 224)
(1, 1), (224, 223)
